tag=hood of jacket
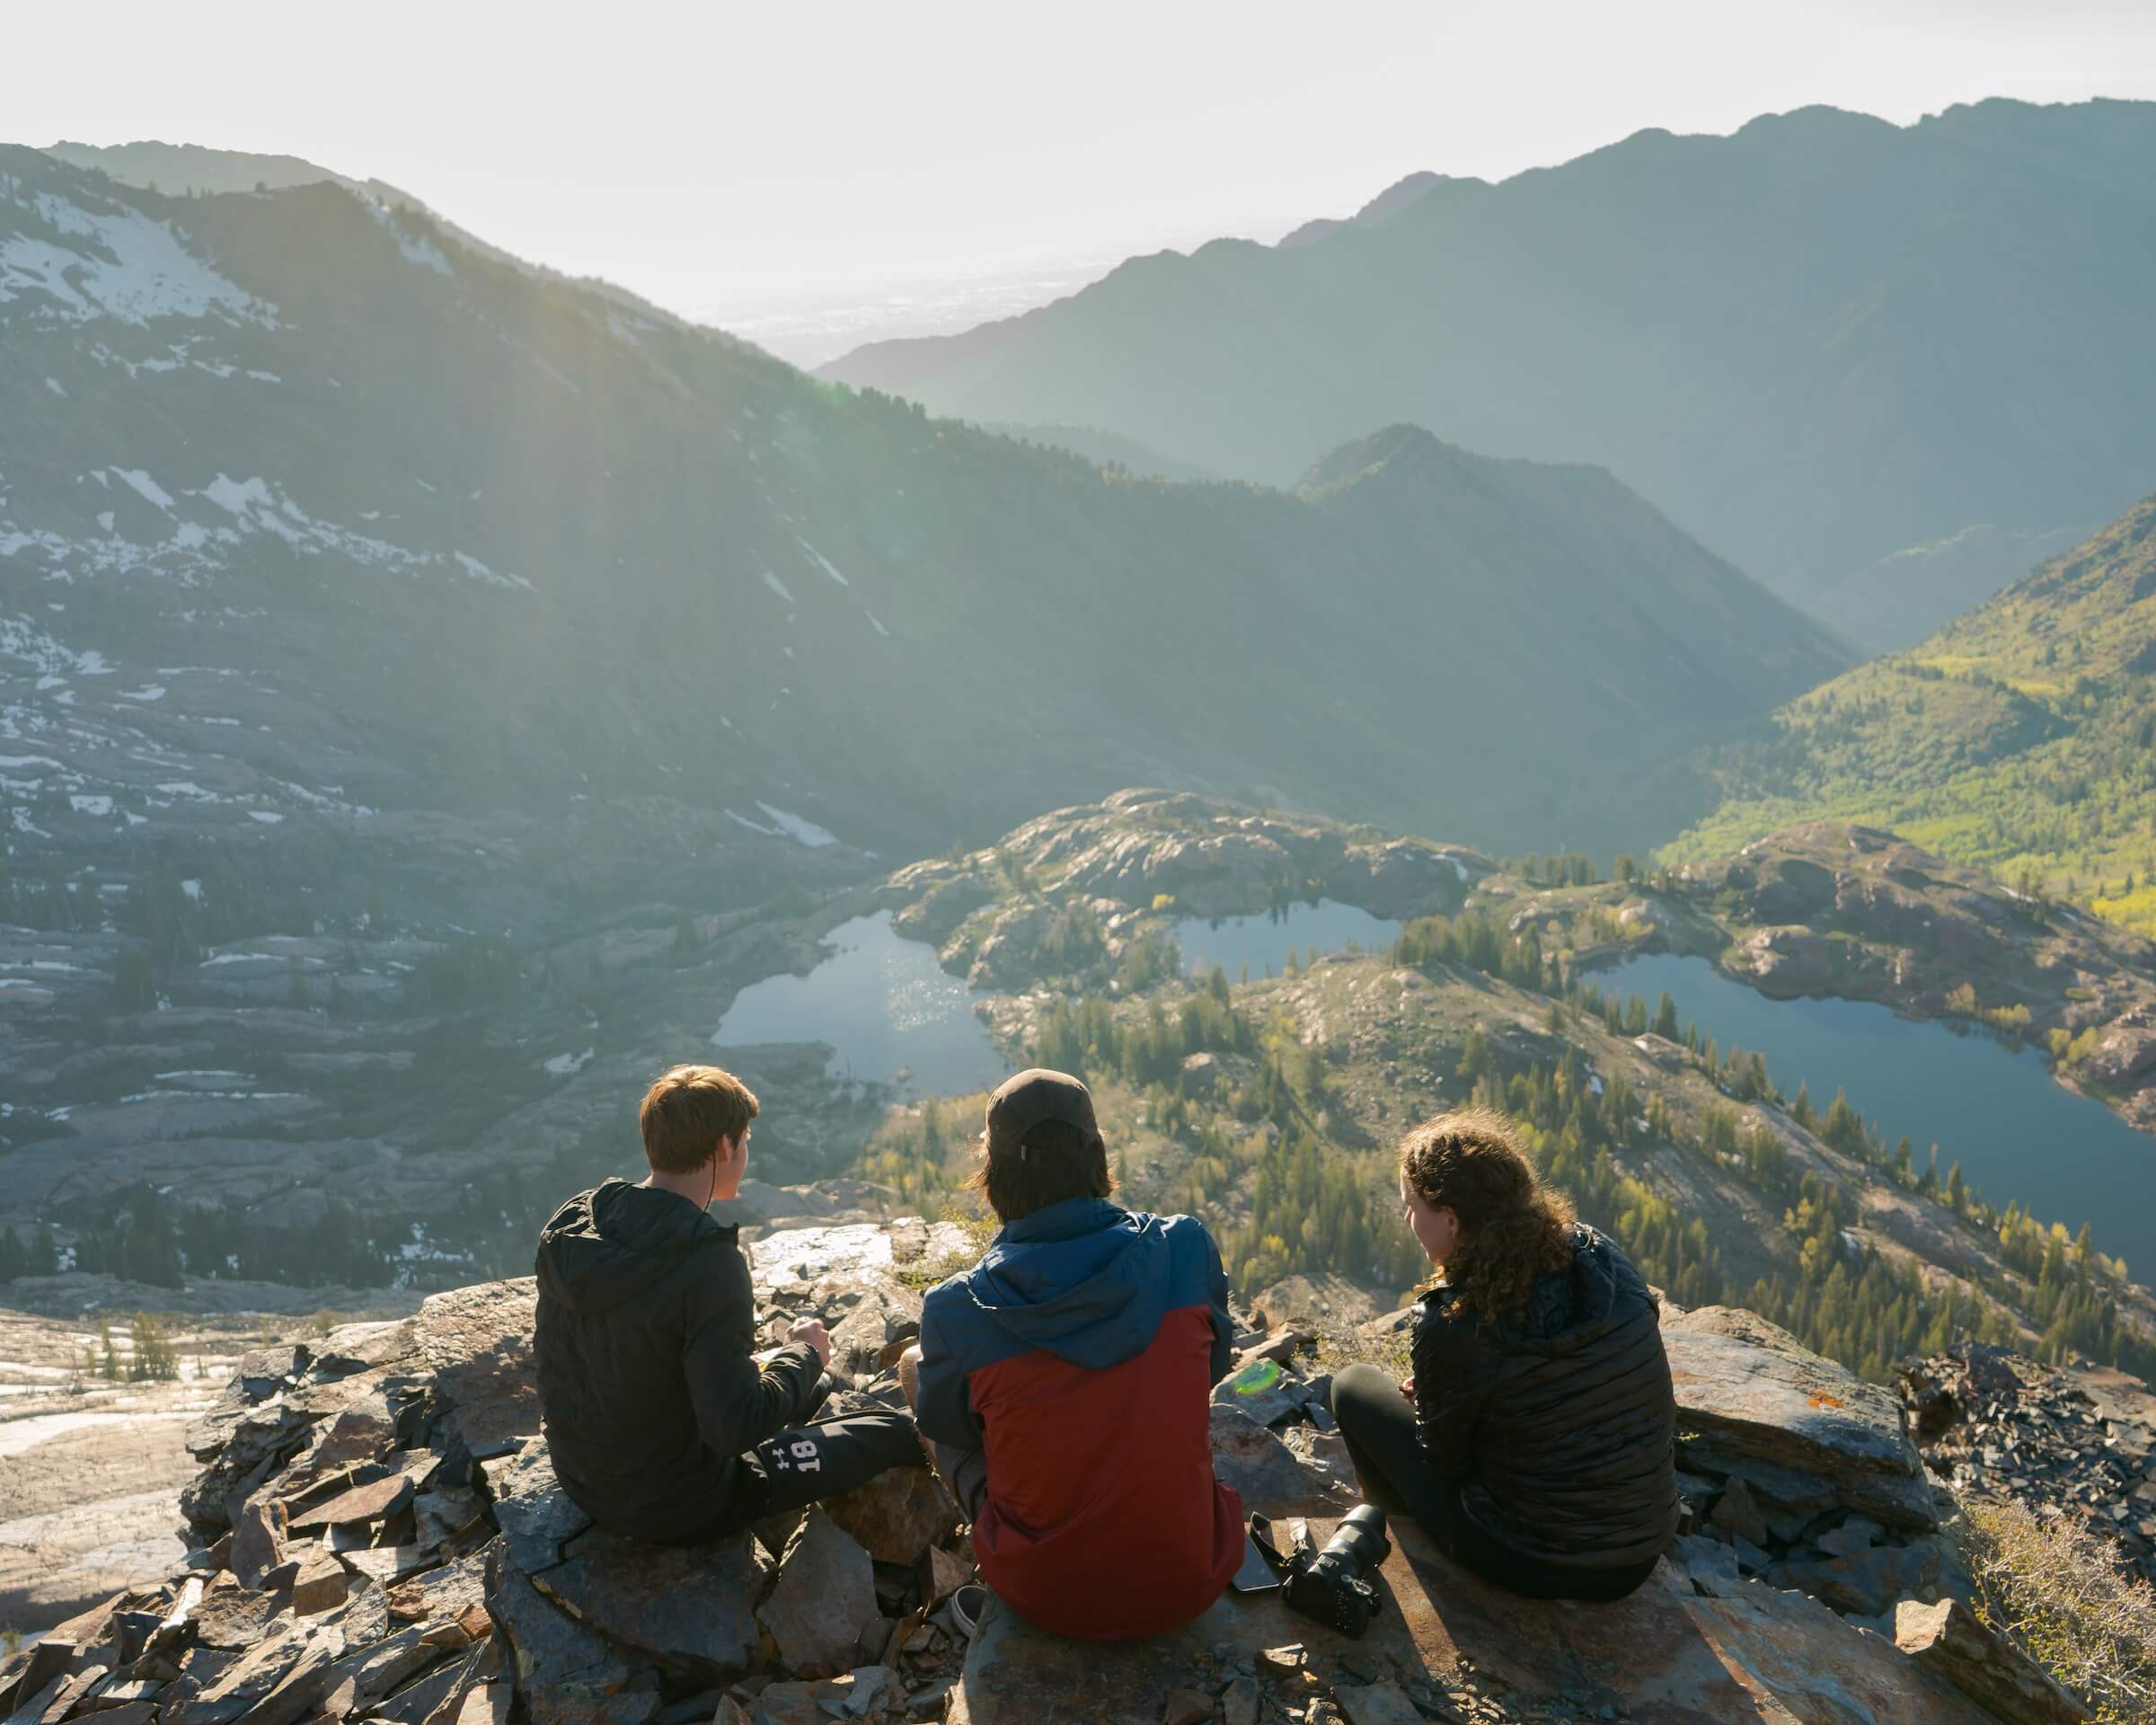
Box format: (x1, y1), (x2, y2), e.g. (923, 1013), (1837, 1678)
(958, 1198), (1174, 1372)
(1437, 1224), (1655, 1359)
(535, 1178), (728, 1316)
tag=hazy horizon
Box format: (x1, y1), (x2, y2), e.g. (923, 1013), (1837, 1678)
(15, 0), (2156, 355)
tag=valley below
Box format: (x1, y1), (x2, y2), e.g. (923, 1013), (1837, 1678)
(7, 111), (2156, 1715)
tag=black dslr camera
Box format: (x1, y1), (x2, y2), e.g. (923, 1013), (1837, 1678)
(1250, 1507), (1392, 1639)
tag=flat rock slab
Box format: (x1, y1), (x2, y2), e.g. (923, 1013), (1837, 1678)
(1663, 1306), (1921, 1480)
(1208, 1404), (1355, 1516)
(948, 1519), (1996, 1724)
(532, 1527), (768, 1683)
(419, 1280), (541, 1460)
(484, 1545), (659, 1725)
(292, 1473), (414, 1532)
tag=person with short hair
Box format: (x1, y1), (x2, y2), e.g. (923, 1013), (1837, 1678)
(1330, 1106), (1677, 1600)
(903, 1068), (1242, 1640)
(535, 1063), (923, 1544)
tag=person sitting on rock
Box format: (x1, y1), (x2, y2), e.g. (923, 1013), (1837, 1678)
(534, 1062), (924, 1544)
(900, 1067), (1244, 1640)
(1330, 1105), (1677, 1601)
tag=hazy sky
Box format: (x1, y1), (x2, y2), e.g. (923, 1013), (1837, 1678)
(15, 0), (2156, 323)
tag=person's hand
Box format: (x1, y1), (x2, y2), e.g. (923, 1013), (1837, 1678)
(788, 1317), (832, 1367)
(1399, 1376), (1415, 1404)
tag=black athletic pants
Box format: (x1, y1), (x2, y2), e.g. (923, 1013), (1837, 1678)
(1330, 1362), (1657, 1603)
(682, 1410), (925, 1544)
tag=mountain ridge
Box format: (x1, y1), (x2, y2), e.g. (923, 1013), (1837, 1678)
(3, 141), (1842, 862)
(823, 96), (2156, 648)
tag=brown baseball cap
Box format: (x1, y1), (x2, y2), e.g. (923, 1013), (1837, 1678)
(985, 1068), (1100, 1161)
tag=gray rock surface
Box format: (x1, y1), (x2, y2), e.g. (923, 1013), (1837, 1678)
(137, 1218), (2114, 1725)
(533, 1529), (769, 1683)
(755, 1509), (878, 1680)
(1895, 1596), (2093, 1725)
(1208, 1404), (1356, 1516)
(947, 1518), (1994, 1723)
(1665, 1306), (1925, 1482)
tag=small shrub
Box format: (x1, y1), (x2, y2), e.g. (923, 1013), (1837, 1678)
(1964, 1496), (2156, 1720)
(128, 1313), (179, 1381)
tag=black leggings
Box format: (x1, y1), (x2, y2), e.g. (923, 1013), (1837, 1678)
(1330, 1363), (1657, 1603)
(686, 1411), (925, 1543)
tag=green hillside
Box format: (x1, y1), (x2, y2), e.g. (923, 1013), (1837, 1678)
(1668, 493), (2156, 934)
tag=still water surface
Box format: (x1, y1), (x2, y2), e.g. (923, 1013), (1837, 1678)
(1174, 900), (1401, 980)
(713, 912), (1008, 1096)
(1596, 952), (2156, 1271)
(713, 900), (1406, 1098)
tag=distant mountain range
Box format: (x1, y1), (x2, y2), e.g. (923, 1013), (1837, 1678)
(825, 98), (2156, 650)
(2, 142), (1840, 875)
(1667, 489), (2156, 935)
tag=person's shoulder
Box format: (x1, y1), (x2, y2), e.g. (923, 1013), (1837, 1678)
(1415, 1281), (1471, 1340)
(919, 1261), (980, 1323)
(1143, 1209), (1218, 1250)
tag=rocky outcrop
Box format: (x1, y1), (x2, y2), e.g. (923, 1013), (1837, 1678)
(1682, 822), (2156, 1131)
(1900, 1340), (2156, 1585)
(950, 1521), (1993, 1724)
(1895, 1597), (2091, 1724)
(878, 792), (1485, 992)
(32, 1223), (2125, 1723)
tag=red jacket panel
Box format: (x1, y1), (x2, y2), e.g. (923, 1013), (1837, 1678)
(968, 1304), (1242, 1639)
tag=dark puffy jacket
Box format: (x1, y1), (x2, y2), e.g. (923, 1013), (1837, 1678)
(915, 1198), (1242, 1639)
(534, 1180), (823, 1542)
(1413, 1224), (1676, 1567)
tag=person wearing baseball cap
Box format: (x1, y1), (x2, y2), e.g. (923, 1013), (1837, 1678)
(902, 1069), (1242, 1640)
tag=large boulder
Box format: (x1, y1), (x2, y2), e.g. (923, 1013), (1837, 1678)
(948, 1519), (1996, 1724)
(530, 1529), (769, 1685)
(755, 1509), (878, 1679)
(1207, 1404), (1356, 1516)
(484, 1544), (659, 1725)
(1895, 1597), (2092, 1725)
(1664, 1306), (1934, 1526)
(418, 1279), (542, 1462)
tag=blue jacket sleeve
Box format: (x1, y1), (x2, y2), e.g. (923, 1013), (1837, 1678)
(914, 1287), (985, 1453)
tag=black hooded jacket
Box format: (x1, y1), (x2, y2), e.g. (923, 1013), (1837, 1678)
(534, 1179), (823, 1541)
(1412, 1223), (1677, 1568)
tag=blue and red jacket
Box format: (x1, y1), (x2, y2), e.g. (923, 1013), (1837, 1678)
(915, 1198), (1242, 1640)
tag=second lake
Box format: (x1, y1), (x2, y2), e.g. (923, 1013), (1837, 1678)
(1595, 951), (2156, 1273)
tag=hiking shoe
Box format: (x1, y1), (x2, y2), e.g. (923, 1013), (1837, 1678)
(950, 1583), (990, 1640)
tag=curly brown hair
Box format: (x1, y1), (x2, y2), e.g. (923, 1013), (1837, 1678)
(1401, 1106), (1577, 1322)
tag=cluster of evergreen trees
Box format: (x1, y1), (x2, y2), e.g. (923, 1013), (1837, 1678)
(0, 1183), (398, 1291)
(81, 1314), (181, 1382)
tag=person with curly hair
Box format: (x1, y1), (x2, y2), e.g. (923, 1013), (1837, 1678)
(1330, 1106), (1677, 1599)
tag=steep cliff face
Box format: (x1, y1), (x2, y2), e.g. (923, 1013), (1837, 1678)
(5, 1206), (2097, 1724)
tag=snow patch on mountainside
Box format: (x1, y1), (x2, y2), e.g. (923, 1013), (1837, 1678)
(362, 201), (453, 278)
(796, 538), (850, 587)
(0, 181), (280, 329)
(755, 803), (837, 847)
(112, 469), (174, 510)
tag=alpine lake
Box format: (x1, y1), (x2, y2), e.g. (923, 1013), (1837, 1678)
(1595, 951), (2156, 1273)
